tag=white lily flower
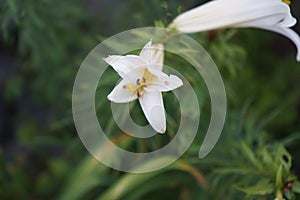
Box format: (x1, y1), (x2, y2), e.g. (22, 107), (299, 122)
(104, 41), (183, 133)
(169, 0), (300, 61)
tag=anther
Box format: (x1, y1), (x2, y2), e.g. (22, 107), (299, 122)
(282, 0), (291, 5)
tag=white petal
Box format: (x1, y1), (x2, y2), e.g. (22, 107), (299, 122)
(139, 92), (166, 133)
(144, 67), (183, 92)
(256, 25), (300, 62)
(149, 43), (164, 71)
(107, 79), (137, 103)
(140, 41), (165, 71)
(156, 75), (183, 92)
(169, 0), (300, 61)
(234, 7), (296, 28)
(279, 12), (297, 27)
(103, 55), (146, 79)
(119, 67), (145, 84)
(234, 13), (289, 27)
(169, 0), (290, 33)
(146, 76), (183, 93)
(146, 66), (167, 79)
(139, 40), (152, 63)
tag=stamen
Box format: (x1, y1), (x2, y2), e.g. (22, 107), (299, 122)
(134, 82), (147, 94)
(123, 68), (157, 98)
(143, 68), (156, 82)
(282, 0), (291, 5)
(123, 83), (135, 93)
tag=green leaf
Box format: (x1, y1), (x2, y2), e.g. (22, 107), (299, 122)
(276, 164), (283, 189)
(154, 20), (165, 28)
(292, 181), (300, 194)
(240, 142), (262, 170)
(97, 159), (206, 200)
(280, 132), (300, 147)
(261, 148), (275, 169)
(57, 156), (107, 200)
(97, 157), (177, 200)
(58, 135), (133, 200)
(6, 0), (19, 24)
(235, 180), (274, 195)
(213, 167), (256, 176)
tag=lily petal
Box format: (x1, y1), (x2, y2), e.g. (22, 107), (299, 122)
(144, 66), (183, 92)
(103, 55), (146, 79)
(279, 11), (297, 27)
(107, 79), (138, 103)
(146, 74), (183, 92)
(258, 25), (300, 62)
(149, 43), (164, 71)
(139, 40), (152, 63)
(236, 18), (300, 62)
(241, 14), (293, 27)
(156, 75), (183, 92)
(139, 91), (166, 133)
(140, 41), (165, 71)
(169, 0), (300, 61)
(169, 0), (290, 33)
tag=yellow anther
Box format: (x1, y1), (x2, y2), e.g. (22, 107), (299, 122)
(282, 0), (291, 5)
(123, 83), (135, 93)
(143, 68), (156, 82)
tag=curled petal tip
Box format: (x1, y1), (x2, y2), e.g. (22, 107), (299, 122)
(107, 94), (113, 101)
(153, 124), (166, 134)
(158, 128), (166, 134)
(145, 40), (152, 47)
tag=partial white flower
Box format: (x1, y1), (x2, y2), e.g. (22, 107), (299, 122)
(104, 41), (183, 133)
(169, 0), (300, 61)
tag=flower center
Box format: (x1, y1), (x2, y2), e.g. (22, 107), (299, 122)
(282, 0), (291, 5)
(123, 68), (157, 98)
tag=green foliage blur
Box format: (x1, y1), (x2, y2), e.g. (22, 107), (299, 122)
(1, 0), (300, 199)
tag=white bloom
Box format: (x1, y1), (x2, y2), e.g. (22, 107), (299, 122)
(169, 0), (300, 61)
(104, 41), (183, 133)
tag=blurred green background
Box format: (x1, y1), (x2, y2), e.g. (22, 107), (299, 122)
(1, 0), (300, 199)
